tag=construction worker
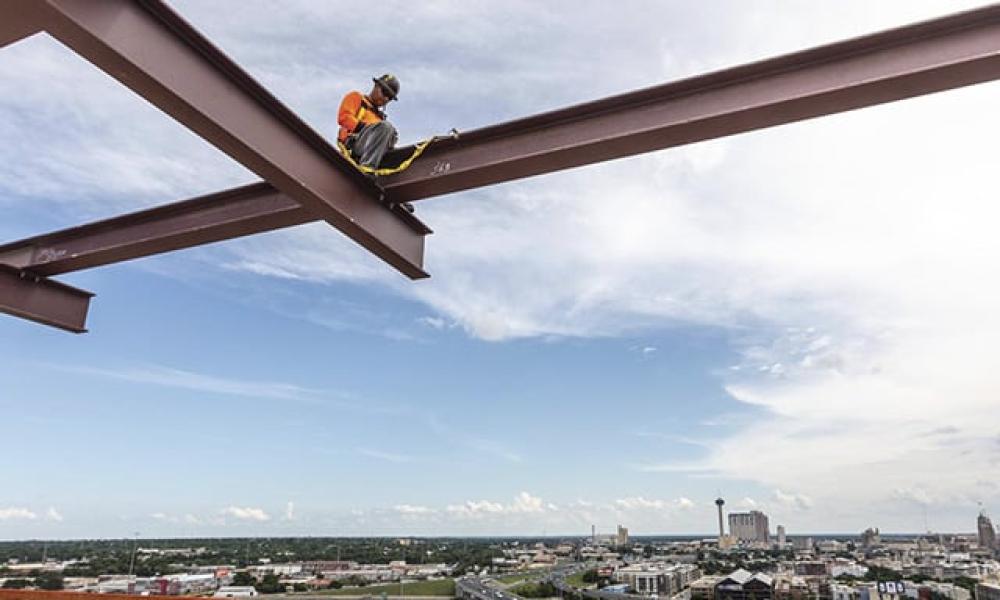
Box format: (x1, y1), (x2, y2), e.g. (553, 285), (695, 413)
(338, 73), (400, 172)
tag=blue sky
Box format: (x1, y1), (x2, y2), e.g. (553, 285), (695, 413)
(2, 0), (1000, 539)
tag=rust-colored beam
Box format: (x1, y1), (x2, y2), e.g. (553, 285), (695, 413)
(31, 0), (428, 278)
(0, 1), (41, 48)
(0, 265), (93, 333)
(0, 183), (430, 277)
(382, 3), (1000, 202)
(0, 183), (309, 276)
(5, 3), (1000, 279)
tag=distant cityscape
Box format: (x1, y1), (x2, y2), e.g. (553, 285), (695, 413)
(0, 501), (998, 600)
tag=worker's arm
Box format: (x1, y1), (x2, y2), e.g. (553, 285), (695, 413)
(338, 91), (364, 135)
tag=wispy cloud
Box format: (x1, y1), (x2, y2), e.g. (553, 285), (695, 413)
(357, 448), (413, 463)
(425, 416), (522, 463)
(55, 363), (323, 403)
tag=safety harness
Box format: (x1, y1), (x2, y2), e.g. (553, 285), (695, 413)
(339, 95), (457, 176)
(338, 137), (435, 177)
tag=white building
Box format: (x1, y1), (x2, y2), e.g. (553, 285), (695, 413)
(214, 587), (259, 598)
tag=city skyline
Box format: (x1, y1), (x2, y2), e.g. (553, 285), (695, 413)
(3, 0), (1000, 539)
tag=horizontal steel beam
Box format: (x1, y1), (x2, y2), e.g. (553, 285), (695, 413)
(0, 265), (93, 333)
(0, 181), (429, 277)
(0, 183), (310, 276)
(32, 0), (429, 278)
(5, 4), (1000, 278)
(382, 3), (1000, 202)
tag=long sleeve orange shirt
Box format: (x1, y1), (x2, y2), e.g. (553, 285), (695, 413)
(338, 91), (383, 142)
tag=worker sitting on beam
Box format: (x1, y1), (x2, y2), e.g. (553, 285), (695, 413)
(338, 73), (400, 173)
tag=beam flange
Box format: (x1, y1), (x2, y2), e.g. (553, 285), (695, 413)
(381, 3), (1000, 202)
(0, 265), (93, 333)
(0, 1), (41, 48)
(33, 0), (428, 278)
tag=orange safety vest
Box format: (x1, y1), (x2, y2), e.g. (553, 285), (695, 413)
(338, 91), (384, 142)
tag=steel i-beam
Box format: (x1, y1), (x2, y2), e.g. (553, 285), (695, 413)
(0, 265), (93, 333)
(0, 1), (41, 48)
(381, 3), (1000, 202)
(31, 0), (429, 278)
(4, 4), (1000, 281)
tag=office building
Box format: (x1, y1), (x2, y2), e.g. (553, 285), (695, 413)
(729, 510), (770, 544)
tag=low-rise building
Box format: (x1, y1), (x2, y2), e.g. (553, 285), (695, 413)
(716, 569), (774, 600)
(976, 581), (1000, 600)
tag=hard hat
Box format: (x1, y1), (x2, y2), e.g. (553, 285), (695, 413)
(373, 73), (400, 100)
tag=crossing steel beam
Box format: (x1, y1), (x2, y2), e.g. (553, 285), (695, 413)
(27, 0), (429, 279)
(382, 2), (1000, 202)
(0, 265), (93, 333)
(7, 1), (998, 280)
(4, 2), (1000, 329)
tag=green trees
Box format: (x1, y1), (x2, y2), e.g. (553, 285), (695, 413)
(512, 582), (557, 598)
(232, 572), (256, 587)
(257, 574), (284, 594)
(1, 579), (30, 589)
(36, 572), (65, 590)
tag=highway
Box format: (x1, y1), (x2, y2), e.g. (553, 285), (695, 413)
(457, 565), (652, 600)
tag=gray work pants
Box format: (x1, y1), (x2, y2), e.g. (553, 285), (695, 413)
(349, 121), (398, 169)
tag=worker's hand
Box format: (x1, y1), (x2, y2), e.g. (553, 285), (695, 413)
(353, 122), (367, 135)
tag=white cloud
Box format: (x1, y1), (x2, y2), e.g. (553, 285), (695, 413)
(511, 492), (546, 514)
(675, 497), (695, 510)
(394, 504), (435, 515)
(773, 490), (813, 511)
(446, 492), (555, 519)
(3, 0), (997, 532)
(0, 507), (37, 520)
(616, 497), (667, 511)
(45, 507), (64, 522)
(446, 500), (504, 517)
(221, 506), (270, 522)
(615, 497), (696, 512)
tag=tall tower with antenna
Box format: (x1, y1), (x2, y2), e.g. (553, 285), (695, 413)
(715, 497), (726, 540)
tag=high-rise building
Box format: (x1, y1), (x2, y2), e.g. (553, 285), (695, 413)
(591, 524), (596, 545)
(729, 510), (770, 544)
(978, 511), (997, 550)
(861, 527), (880, 549)
(617, 524), (629, 546)
(777, 525), (786, 546)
